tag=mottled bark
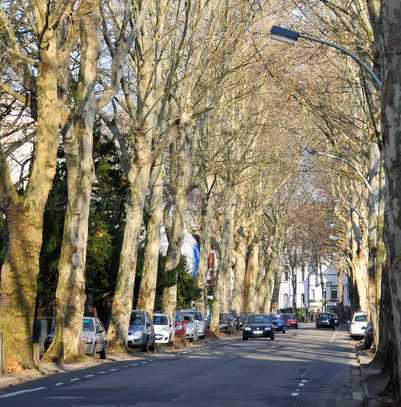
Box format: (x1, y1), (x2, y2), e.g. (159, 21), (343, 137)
(137, 159), (164, 314)
(244, 230), (259, 313)
(0, 16), (60, 369)
(162, 118), (193, 323)
(231, 229), (247, 313)
(107, 130), (152, 348)
(380, 0), (401, 395)
(45, 0), (99, 362)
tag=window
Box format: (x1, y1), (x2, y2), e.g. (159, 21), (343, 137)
(301, 294), (305, 305)
(284, 271), (288, 281)
(331, 289), (338, 300)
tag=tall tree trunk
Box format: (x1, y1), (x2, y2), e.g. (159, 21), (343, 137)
(271, 267), (284, 313)
(0, 24), (59, 370)
(244, 231), (259, 313)
(380, 0), (401, 396)
(231, 229), (247, 313)
(107, 129), (152, 349)
(137, 159), (164, 314)
(162, 119), (193, 323)
(195, 198), (213, 315)
(45, 0), (99, 362)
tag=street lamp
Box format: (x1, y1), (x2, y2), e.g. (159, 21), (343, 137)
(270, 26), (382, 90)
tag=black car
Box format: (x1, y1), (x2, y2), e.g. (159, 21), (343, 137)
(363, 320), (373, 349)
(242, 314), (275, 341)
(316, 313), (336, 330)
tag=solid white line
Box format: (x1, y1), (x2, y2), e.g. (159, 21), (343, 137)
(69, 378), (80, 382)
(84, 374), (94, 378)
(0, 387), (47, 398)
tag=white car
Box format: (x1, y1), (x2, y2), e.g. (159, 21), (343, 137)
(350, 312), (368, 339)
(153, 313), (174, 344)
(180, 309), (206, 339)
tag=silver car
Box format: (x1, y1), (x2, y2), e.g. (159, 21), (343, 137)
(180, 309), (206, 339)
(82, 317), (107, 359)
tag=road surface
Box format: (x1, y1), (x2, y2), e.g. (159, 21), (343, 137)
(0, 324), (364, 406)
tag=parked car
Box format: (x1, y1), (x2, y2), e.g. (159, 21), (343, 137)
(182, 314), (199, 342)
(349, 311), (368, 339)
(175, 312), (185, 338)
(270, 314), (286, 333)
(363, 320), (374, 349)
(45, 317), (107, 359)
(242, 314), (274, 341)
(316, 313), (336, 330)
(82, 317), (107, 358)
(219, 312), (237, 334)
(284, 314), (298, 329)
(179, 309), (206, 339)
(127, 310), (155, 351)
(153, 313), (174, 344)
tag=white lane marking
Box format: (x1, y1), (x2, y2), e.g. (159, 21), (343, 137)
(329, 331), (337, 343)
(131, 363), (139, 366)
(0, 387), (47, 398)
(301, 379), (307, 383)
(109, 368), (118, 372)
(299, 383), (305, 387)
(140, 361), (147, 364)
(69, 378), (80, 382)
(291, 392), (299, 396)
(84, 374), (95, 378)
(301, 364), (312, 379)
(98, 371), (107, 374)
(182, 351), (187, 354)
(55, 382), (64, 386)
(148, 359), (154, 362)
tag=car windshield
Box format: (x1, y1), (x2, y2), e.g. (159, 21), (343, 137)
(272, 315), (283, 320)
(130, 312), (144, 326)
(153, 315), (168, 325)
(194, 312), (202, 321)
(320, 313), (331, 319)
(247, 315), (271, 324)
(83, 319), (94, 331)
(287, 314), (296, 319)
(355, 314), (367, 322)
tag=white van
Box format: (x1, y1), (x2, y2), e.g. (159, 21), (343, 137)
(349, 312), (368, 339)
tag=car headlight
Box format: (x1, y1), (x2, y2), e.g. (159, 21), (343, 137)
(264, 327), (271, 330)
(244, 327), (251, 331)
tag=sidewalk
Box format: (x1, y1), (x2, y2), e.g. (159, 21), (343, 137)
(357, 346), (395, 406)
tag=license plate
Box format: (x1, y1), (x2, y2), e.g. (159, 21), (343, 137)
(253, 331), (263, 335)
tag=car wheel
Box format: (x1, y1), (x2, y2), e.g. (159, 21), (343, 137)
(91, 342), (97, 356)
(142, 338), (149, 352)
(295, 325), (298, 329)
(99, 344), (107, 359)
(242, 336), (248, 341)
(282, 330), (286, 334)
(149, 341), (156, 352)
(270, 333), (275, 341)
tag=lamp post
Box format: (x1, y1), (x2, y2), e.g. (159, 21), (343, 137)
(270, 26), (382, 90)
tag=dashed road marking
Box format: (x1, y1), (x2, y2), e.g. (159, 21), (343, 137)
(131, 363), (139, 366)
(98, 371), (107, 374)
(55, 382), (64, 386)
(84, 374), (95, 378)
(69, 378), (80, 382)
(109, 368), (118, 372)
(291, 392), (299, 397)
(0, 387), (47, 398)
(140, 361), (147, 364)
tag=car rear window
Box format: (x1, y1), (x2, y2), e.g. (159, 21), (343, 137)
(83, 319), (94, 331)
(130, 312), (144, 325)
(354, 314), (367, 322)
(153, 315), (168, 325)
(287, 314), (296, 319)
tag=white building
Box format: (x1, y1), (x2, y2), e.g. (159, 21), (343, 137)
(278, 259), (350, 313)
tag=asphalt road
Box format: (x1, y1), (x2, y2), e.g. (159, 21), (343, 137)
(0, 324), (364, 407)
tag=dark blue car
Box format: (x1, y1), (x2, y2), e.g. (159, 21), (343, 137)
(270, 314), (286, 333)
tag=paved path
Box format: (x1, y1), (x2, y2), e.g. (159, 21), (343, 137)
(0, 324), (363, 406)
